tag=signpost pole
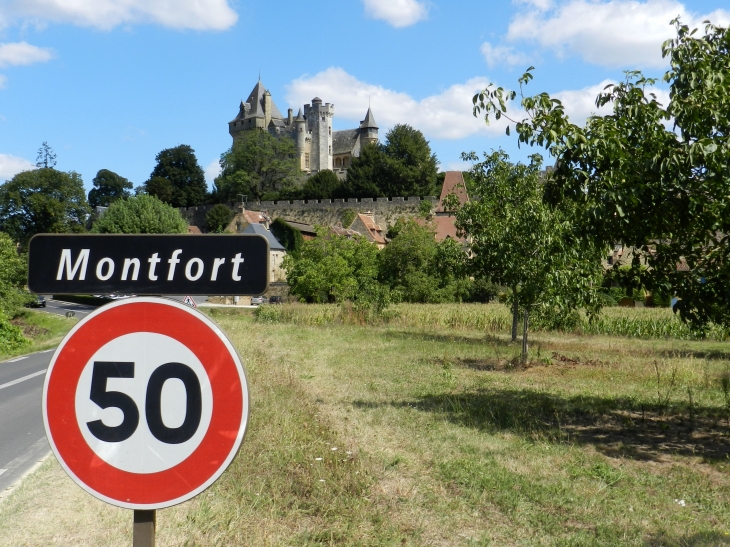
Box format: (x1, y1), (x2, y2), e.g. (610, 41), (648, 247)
(133, 510), (156, 547)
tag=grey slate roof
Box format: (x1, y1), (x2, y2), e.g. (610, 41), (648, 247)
(240, 81), (285, 121)
(242, 223), (285, 251)
(333, 129), (359, 155)
(360, 107), (378, 129)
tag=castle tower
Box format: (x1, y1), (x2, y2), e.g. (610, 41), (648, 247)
(294, 108), (308, 170)
(304, 97), (334, 172)
(360, 107), (379, 146)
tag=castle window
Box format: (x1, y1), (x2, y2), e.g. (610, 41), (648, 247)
(335, 158), (341, 167)
(322, 116), (325, 121)
(299, 127), (303, 132)
(344, 157), (349, 167)
(329, 127), (331, 136)
(305, 153), (310, 168)
(329, 146), (332, 155)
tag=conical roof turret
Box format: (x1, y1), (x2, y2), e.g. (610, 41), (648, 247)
(295, 108), (305, 122)
(361, 107), (378, 129)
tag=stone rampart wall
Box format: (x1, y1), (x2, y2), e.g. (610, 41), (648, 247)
(179, 196), (437, 231)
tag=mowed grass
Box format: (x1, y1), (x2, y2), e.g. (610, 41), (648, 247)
(0, 309), (77, 361)
(2, 304), (730, 545)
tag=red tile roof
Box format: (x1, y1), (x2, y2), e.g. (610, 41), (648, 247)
(187, 225), (202, 234)
(436, 171), (469, 213)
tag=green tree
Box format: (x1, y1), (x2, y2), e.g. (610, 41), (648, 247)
(88, 169), (133, 208)
(471, 19), (730, 333)
(455, 151), (605, 362)
(0, 232), (31, 352)
(214, 131), (301, 202)
(146, 145), (208, 207)
(346, 124), (438, 198)
(301, 170), (343, 199)
(35, 141), (57, 168)
(0, 168), (90, 247)
(144, 176), (174, 203)
(378, 218), (471, 303)
(91, 194), (187, 234)
(283, 229), (379, 303)
(206, 204), (234, 233)
(270, 218), (304, 254)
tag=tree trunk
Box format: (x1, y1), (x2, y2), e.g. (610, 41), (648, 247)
(511, 289), (519, 342)
(521, 307), (529, 365)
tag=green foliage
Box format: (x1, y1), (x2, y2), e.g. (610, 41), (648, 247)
(283, 229), (380, 304)
(206, 204), (234, 233)
(0, 167), (90, 247)
(341, 209), (356, 229)
(0, 232), (33, 318)
(346, 124), (439, 198)
(418, 199), (433, 218)
(301, 170), (343, 199)
(88, 169), (133, 208)
(378, 218), (472, 303)
(146, 145), (208, 207)
(214, 131), (301, 202)
(144, 176), (174, 203)
(35, 141), (57, 169)
(0, 232), (31, 349)
(455, 150), (605, 334)
(472, 19), (730, 334)
(270, 218), (304, 254)
(91, 194), (187, 234)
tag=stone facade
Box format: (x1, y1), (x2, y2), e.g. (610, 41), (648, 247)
(178, 196), (437, 235)
(228, 79), (378, 174)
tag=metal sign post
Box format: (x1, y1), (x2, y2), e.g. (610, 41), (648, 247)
(133, 510), (156, 547)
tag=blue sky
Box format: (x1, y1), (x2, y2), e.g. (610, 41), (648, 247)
(0, 0), (728, 193)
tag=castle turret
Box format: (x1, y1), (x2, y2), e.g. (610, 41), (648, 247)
(304, 97), (333, 172)
(264, 90), (272, 129)
(295, 108), (308, 170)
(360, 107), (379, 146)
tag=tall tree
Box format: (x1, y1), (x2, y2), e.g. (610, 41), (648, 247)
(35, 142), (57, 169)
(346, 124), (438, 198)
(88, 169), (133, 208)
(146, 145), (208, 207)
(471, 19), (730, 333)
(301, 169), (343, 199)
(214, 131), (301, 201)
(0, 168), (90, 247)
(91, 194), (187, 234)
(283, 229), (379, 304)
(455, 151), (605, 362)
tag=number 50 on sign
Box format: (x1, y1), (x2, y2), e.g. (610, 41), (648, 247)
(43, 297), (249, 510)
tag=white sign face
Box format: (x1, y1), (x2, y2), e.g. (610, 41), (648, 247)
(74, 332), (214, 474)
(43, 297), (249, 510)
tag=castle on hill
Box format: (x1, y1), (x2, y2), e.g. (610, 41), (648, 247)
(228, 79), (379, 174)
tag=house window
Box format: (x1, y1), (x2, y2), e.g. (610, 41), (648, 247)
(343, 157), (349, 167)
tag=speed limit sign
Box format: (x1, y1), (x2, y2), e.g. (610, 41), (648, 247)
(42, 297), (249, 510)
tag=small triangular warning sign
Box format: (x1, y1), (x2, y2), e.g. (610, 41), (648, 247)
(183, 296), (197, 308)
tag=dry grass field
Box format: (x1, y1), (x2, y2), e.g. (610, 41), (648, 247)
(1, 303), (730, 546)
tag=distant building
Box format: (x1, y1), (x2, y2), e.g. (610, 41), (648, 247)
(228, 79), (378, 175)
(241, 222), (287, 283)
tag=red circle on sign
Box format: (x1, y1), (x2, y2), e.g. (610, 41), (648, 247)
(42, 297), (249, 510)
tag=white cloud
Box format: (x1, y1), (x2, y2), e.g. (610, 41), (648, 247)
(0, 154), (34, 181)
(0, 42), (53, 68)
(362, 0), (428, 28)
(286, 67), (511, 142)
(553, 79), (671, 126)
(2, 0), (238, 31)
(508, 0), (730, 68)
(205, 158), (221, 185)
(514, 0), (554, 11)
(480, 42), (529, 69)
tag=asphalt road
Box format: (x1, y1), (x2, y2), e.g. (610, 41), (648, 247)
(0, 349), (55, 495)
(41, 297), (96, 319)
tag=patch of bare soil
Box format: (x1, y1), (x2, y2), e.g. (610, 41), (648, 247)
(10, 319), (49, 339)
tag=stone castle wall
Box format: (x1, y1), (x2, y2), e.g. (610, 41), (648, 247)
(179, 196), (437, 232)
